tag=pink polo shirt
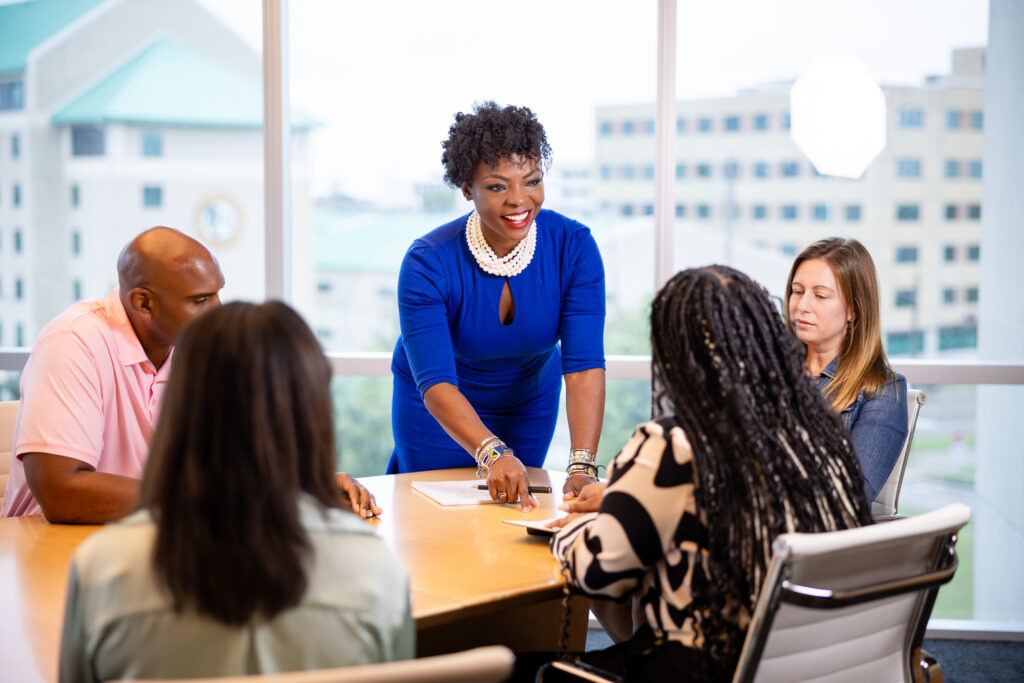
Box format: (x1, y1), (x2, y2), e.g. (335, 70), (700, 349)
(1, 289), (171, 517)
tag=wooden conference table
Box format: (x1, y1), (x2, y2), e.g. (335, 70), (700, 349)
(0, 467), (589, 682)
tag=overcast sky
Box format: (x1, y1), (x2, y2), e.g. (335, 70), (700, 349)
(199, 0), (989, 203)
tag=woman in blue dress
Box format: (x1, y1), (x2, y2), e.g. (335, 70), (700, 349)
(785, 237), (908, 501)
(389, 102), (606, 508)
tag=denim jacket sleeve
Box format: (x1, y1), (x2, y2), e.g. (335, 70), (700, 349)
(841, 374), (909, 501)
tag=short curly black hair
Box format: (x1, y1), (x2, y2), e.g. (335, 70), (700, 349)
(441, 101), (552, 189)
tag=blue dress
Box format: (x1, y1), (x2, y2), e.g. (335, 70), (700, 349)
(388, 209), (606, 474)
(814, 356), (908, 500)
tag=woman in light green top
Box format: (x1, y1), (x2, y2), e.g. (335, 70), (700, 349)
(58, 301), (413, 683)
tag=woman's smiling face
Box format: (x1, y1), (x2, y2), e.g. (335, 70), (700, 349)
(462, 155), (544, 258)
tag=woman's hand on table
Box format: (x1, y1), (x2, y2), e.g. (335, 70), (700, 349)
(335, 472), (382, 518)
(546, 482), (607, 531)
(546, 513), (583, 530)
(559, 481), (606, 514)
(487, 455), (538, 511)
(562, 473), (599, 499)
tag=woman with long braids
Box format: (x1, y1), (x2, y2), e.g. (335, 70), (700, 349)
(538, 266), (872, 681)
(786, 238), (908, 501)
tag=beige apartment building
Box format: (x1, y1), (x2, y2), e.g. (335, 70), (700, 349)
(593, 48), (985, 357)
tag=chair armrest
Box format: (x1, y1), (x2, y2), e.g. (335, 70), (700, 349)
(538, 660), (623, 682)
(872, 514), (907, 523)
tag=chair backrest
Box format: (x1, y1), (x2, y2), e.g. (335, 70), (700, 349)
(871, 389), (926, 518)
(116, 645), (515, 683)
(0, 400), (19, 510)
(733, 503), (969, 683)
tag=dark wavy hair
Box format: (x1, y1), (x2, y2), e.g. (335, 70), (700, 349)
(141, 301), (344, 625)
(650, 266), (873, 667)
(440, 101), (552, 188)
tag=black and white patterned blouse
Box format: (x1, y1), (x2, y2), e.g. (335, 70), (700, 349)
(551, 417), (747, 652)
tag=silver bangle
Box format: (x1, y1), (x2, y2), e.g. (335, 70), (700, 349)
(568, 448), (596, 466)
(476, 444), (512, 478)
(567, 463), (598, 478)
(474, 435), (501, 467)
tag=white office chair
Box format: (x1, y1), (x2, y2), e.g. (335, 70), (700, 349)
(115, 645), (515, 683)
(872, 389), (927, 519)
(0, 400), (19, 510)
(541, 504), (968, 683)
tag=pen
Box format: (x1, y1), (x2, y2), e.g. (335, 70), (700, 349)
(477, 484), (552, 494)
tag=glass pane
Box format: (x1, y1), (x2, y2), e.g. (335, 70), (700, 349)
(3, 1), (264, 347)
(1, 2), (264, 350)
(332, 375), (393, 478)
(546, 378), (652, 472)
(331, 375), (655, 479)
(287, 1), (657, 353)
(0, 370), (20, 402)
(655, 2), (989, 356)
(897, 383), (971, 619)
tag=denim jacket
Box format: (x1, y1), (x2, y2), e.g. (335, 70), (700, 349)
(814, 356), (908, 501)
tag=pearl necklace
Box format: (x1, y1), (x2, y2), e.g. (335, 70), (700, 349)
(465, 210), (537, 278)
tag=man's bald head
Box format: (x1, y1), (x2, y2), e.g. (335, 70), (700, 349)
(117, 227), (217, 292)
(118, 227), (225, 367)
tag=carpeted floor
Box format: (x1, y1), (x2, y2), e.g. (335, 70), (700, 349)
(584, 630), (1024, 681)
(922, 639), (1024, 682)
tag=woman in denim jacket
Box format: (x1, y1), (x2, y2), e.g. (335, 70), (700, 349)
(785, 238), (908, 501)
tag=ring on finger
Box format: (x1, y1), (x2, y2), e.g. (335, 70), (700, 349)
(497, 491), (508, 502)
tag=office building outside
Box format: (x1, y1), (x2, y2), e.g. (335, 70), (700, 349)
(0, 0), (316, 348)
(593, 48), (984, 358)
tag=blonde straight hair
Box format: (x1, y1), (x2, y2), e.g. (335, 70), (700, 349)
(784, 238), (898, 411)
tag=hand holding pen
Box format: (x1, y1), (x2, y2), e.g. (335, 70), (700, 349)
(482, 455), (540, 510)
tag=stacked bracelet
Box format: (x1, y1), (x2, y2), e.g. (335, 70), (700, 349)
(475, 435), (512, 477)
(474, 436), (501, 464)
(566, 448), (598, 478)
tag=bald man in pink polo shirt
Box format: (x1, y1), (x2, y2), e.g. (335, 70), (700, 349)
(1, 227), (225, 523)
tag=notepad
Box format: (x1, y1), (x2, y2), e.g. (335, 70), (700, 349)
(410, 480), (501, 506)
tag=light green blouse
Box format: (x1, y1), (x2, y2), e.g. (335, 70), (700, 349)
(58, 496), (414, 683)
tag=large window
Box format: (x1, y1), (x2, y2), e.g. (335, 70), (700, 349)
(285, 0), (655, 363)
(4, 1), (265, 352)
(4, 0), (1015, 636)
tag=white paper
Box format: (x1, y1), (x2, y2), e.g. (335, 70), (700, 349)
(410, 479), (499, 506)
(502, 518), (564, 536)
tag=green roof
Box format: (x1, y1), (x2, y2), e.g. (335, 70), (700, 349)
(52, 36), (318, 129)
(0, 0), (107, 75)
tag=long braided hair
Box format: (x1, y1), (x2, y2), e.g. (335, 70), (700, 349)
(650, 266), (873, 666)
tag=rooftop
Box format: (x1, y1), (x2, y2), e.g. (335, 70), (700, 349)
(52, 36), (318, 128)
(0, 0), (107, 75)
